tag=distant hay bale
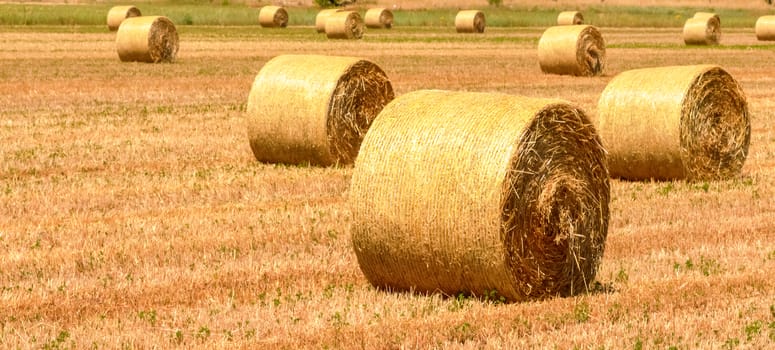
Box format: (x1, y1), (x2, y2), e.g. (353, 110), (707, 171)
(364, 8), (394, 29)
(116, 16), (179, 63)
(258, 5), (288, 28)
(537, 25), (605, 76)
(755, 16), (775, 40)
(683, 13), (721, 45)
(350, 90), (610, 302)
(315, 9), (342, 33)
(325, 11), (364, 39)
(245, 55), (394, 166)
(455, 10), (485, 33)
(596, 65), (750, 181)
(557, 11), (584, 25)
(106, 5), (141, 31)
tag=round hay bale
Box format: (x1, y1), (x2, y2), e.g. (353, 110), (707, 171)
(557, 11), (584, 25)
(315, 8), (343, 33)
(683, 15), (721, 45)
(455, 10), (485, 33)
(596, 65), (750, 181)
(537, 25), (605, 77)
(258, 5), (288, 28)
(245, 55), (394, 166)
(364, 8), (394, 29)
(325, 11), (364, 40)
(350, 90), (610, 302)
(107, 5), (141, 31)
(116, 16), (179, 63)
(755, 16), (775, 41)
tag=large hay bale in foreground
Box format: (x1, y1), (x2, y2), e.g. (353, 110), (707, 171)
(365, 8), (394, 29)
(557, 11), (584, 25)
(325, 11), (364, 39)
(350, 90), (610, 302)
(107, 5), (141, 31)
(755, 16), (775, 40)
(116, 16), (179, 63)
(315, 8), (342, 33)
(597, 65), (750, 180)
(258, 5), (288, 28)
(683, 13), (720, 45)
(538, 25), (605, 76)
(455, 10), (485, 33)
(246, 55), (394, 166)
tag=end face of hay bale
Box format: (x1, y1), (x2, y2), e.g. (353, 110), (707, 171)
(258, 6), (288, 28)
(107, 5), (141, 31)
(755, 16), (775, 40)
(245, 55), (394, 166)
(557, 11), (584, 25)
(683, 16), (721, 45)
(538, 25), (605, 77)
(325, 11), (364, 39)
(350, 90), (610, 302)
(455, 10), (485, 33)
(597, 65), (749, 181)
(364, 8), (394, 29)
(315, 9), (342, 33)
(116, 16), (179, 63)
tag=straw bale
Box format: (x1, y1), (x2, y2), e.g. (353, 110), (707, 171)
(325, 11), (364, 39)
(350, 90), (610, 302)
(245, 55), (394, 166)
(455, 10), (485, 33)
(116, 16), (179, 63)
(538, 25), (605, 76)
(315, 8), (343, 33)
(683, 14), (720, 45)
(596, 65), (749, 181)
(107, 5), (141, 31)
(557, 11), (584, 25)
(364, 8), (394, 29)
(755, 16), (775, 41)
(258, 5), (288, 28)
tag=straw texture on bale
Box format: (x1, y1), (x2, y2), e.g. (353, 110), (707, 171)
(350, 90), (610, 302)
(258, 5), (288, 28)
(107, 5), (141, 31)
(325, 11), (364, 39)
(597, 65), (749, 181)
(557, 11), (584, 25)
(537, 25), (605, 76)
(683, 13), (720, 45)
(364, 8), (394, 29)
(116, 16), (179, 63)
(455, 10), (485, 33)
(246, 55), (394, 166)
(315, 9), (342, 33)
(755, 16), (775, 40)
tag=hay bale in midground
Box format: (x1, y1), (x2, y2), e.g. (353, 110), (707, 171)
(325, 11), (364, 39)
(116, 16), (178, 63)
(350, 90), (610, 302)
(683, 13), (721, 45)
(557, 11), (584, 25)
(455, 10), (485, 33)
(755, 16), (775, 40)
(365, 8), (394, 29)
(107, 5), (141, 31)
(315, 8), (342, 33)
(245, 55), (394, 166)
(258, 5), (288, 28)
(538, 25), (605, 76)
(597, 65), (750, 181)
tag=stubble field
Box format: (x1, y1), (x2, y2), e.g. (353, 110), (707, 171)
(1, 2), (775, 349)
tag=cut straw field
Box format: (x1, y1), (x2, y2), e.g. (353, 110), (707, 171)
(1, 2), (775, 349)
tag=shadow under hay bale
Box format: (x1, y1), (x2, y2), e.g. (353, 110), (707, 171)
(455, 10), (485, 33)
(325, 11), (364, 39)
(350, 90), (610, 302)
(365, 8), (394, 29)
(538, 25), (605, 76)
(557, 11), (584, 25)
(107, 5), (141, 31)
(258, 5), (288, 28)
(116, 16), (178, 63)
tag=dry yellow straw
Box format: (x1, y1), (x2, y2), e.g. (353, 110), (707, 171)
(455, 10), (485, 33)
(116, 16), (179, 63)
(557, 11), (584, 25)
(258, 5), (288, 28)
(683, 13), (721, 45)
(597, 65), (750, 181)
(364, 8), (394, 29)
(106, 5), (141, 31)
(538, 25), (605, 76)
(755, 16), (775, 41)
(325, 11), (364, 39)
(245, 55), (394, 166)
(350, 90), (610, 302)
(315, 9), (342, 33)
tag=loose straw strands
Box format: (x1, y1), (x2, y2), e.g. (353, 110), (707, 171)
(364, 8), (394, 29)
(258, 5), (288, 28)
(538, 25), (606, 76)
(350, 90), (610, 302)
(107, 5), (141, 31)
(455, 10), (485, 33)
(116, 16), (179, 63)
(557, 11), (584, 25)
(325, 11), (364, 39)
(755, 16), (775, 41)
(596, 65), (750, 181)
(245, 55), (394, 166)
(316, 9), (342, 33)
(683, 13), (721, 45)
